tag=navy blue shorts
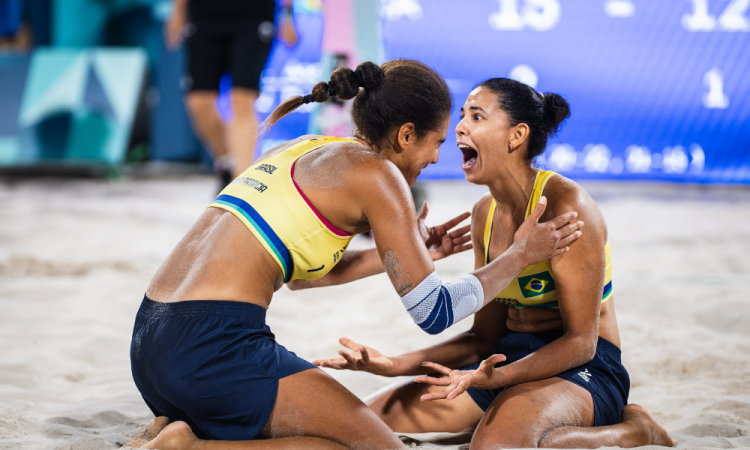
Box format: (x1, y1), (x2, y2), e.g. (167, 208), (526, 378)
(130, 296), (315, 440)
(464, 331), (630, 427)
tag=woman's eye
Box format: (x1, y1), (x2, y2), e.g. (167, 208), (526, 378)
(473, 114), (482, 121)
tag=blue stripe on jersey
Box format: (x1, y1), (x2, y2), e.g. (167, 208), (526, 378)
(214, 194), (293, 282)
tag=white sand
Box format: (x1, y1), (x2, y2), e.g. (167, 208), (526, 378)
(1, 177), (749, 450)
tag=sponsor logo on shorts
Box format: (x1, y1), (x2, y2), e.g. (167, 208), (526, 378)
(255, 164), (277, 175)
(578, 368), (592, 383)
(518, 271), (556, 298)
(234, 177), (268, 193)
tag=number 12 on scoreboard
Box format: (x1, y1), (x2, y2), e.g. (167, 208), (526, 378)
(683, 0), (750, 31)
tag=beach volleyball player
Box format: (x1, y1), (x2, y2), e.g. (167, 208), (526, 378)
(126, 61), (583, 449)
(314, 79), (675, 448)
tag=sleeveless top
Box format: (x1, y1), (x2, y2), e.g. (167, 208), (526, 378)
(485, 170), (613, 309)
(209, 136), (356, 283)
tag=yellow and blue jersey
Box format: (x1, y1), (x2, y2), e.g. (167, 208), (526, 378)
(209, 136), (356, 283)
(486, 170), (613, 309)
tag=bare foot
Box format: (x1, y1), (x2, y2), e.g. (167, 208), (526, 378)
(622, 404), (676, 447)
(142, 421), (201, 450)
(123, 416), (171, 448)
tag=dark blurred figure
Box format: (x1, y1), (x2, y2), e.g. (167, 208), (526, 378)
(164, 0), (295, 189)
(0, 0), (31, 51)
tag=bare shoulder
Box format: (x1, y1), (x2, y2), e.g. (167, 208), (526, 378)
(325, 140), (407, 191)
(543, 174), (607, 238)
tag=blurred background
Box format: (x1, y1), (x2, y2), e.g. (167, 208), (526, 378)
(0, 0), (748, 183)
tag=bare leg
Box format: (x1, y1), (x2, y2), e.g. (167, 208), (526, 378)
(185, 91), (229, 160)
(470, 378), (595, 450)
(142, 421), (347, 449)
(539, 404), (676, 448)
(366, 377), (484, 433)
(123, 416), (170, 448)
(226, 88), (259, 177)
(142, 368), (404, 450)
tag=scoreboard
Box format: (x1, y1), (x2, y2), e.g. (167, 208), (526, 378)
(381, 0), (750, 183)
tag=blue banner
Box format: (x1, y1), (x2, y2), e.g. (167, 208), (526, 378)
(381, 0), (750, 183)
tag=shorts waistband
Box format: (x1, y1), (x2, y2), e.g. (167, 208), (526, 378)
(596, 336), (622, 360)
(138, 295), (267, 326)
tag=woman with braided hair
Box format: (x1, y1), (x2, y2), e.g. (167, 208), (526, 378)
(126, 60), (583, 450)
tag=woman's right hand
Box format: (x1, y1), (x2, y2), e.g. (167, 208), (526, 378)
(513, 196), (584, 266)
(312, 337), (398, 377)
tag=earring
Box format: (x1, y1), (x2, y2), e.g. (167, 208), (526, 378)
(509, 144), (514, 152)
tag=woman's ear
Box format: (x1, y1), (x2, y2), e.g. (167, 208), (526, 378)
(394, 123), (417, 154)
(509, 123), (530, 153)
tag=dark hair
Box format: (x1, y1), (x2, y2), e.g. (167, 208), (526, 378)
(260, 60), (452, 147)
(477, 78), (570, 161)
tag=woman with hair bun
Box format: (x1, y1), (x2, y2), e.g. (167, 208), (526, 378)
(126, 63), (584, 449)
(315, 79), (675, 448)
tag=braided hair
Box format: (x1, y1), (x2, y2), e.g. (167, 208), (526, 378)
(261, 59), (452, 147)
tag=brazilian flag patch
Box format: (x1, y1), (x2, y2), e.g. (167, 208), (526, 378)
(518, 271), (556, 298)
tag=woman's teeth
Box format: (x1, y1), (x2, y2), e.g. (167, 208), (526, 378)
(458, 144), (478, 170)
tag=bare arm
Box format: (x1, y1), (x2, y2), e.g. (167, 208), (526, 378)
(287, 249), (383, 290)
(164, 0), (189, 50)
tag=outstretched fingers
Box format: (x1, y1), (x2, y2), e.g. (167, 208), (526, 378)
(445, 380), (470, 400)
(449, 224), (472, 240)
(421, 361), (453, 376)
(311, 357), (348, 370)
(338, 349), (361, 367)
(440, 211), (471, 232)
(417, 201), (429, 221)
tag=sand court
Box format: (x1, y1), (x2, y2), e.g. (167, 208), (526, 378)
(0, 177), (749, 450)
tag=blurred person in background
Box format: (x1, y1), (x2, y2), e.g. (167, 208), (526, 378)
(0, 0), (32, 51)
(164, 0), (296, 189)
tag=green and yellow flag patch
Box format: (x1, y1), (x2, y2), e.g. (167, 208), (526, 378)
(518, 271), (556, 298)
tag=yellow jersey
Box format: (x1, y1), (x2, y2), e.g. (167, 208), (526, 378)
(209, 136), (356, 283)
(485, 170), (613, 308)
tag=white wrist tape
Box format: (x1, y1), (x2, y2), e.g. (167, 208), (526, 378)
(400, 272), (485, 335)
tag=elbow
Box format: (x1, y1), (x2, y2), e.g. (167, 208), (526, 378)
(579, 336), (598, 363)
(418, 321), (450, 335)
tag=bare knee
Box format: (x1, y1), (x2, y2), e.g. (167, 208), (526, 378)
(186, 92), (219, 117)
(231, 89), (259, 119)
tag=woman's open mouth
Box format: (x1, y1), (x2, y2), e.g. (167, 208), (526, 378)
(459, 144), (478, 170)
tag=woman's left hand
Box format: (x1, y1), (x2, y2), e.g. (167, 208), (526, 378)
(414, 354), (506, 401)
(417, 202), (472, 261)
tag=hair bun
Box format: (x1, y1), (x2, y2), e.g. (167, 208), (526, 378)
(355, 61), (384, 90)
(541, 93), (570, 136)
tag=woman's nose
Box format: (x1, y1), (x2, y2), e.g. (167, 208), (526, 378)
(456, 118), (467, 135)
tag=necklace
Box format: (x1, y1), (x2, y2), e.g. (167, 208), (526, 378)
(495, 170), (539, 247)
